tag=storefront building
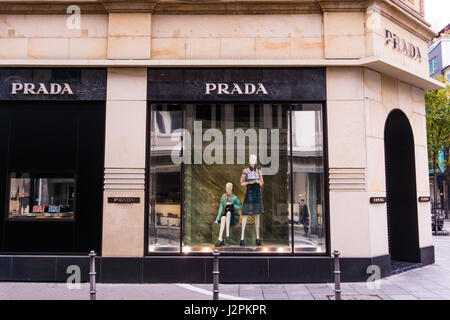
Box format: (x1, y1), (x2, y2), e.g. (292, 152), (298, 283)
(0, 0), (444, 283)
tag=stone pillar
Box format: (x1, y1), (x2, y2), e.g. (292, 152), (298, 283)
(364, 68), (390, 258)
(326, 67), (372, 258)
(102, 68), (147, 257)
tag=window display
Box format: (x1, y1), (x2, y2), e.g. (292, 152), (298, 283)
(290, 104), (326, 252)
(148, 103), (326, 254)
(148, 105), (182, 252)
(8, 173), (75, 220)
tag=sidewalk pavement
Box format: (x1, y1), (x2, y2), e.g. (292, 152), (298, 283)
(1, 228), (450, 300)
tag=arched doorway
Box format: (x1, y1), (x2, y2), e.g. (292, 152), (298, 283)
(384, 109), (420, 265)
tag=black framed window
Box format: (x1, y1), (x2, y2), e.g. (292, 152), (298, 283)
(289, 104), (326, 253)
(8, 172), (75, 221)
(148, 104), (183, 252)
(147, 102), (327, 254)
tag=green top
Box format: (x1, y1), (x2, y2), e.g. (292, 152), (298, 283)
(216, 194), (242, 222)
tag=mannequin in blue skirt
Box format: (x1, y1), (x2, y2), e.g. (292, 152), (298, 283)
(240, 154), (264, 247)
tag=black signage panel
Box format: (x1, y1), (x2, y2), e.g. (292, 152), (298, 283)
(418, 196), (431, 202)
(0, 68), (107, 100)
(370, 197), (386, 204)
(147, 68), (326, 101)
(108, 197), (141, 204)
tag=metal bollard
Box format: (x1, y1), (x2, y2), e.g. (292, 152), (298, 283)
(213, 249), (220, 300)
(89, 250), (97, 301)
(333, 250), (341, 300)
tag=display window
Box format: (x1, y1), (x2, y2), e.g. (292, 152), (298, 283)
(8, 173), (75, 220)
(148, 102), (327, 254)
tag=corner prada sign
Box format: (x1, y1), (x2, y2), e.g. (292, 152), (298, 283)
(385, 29), (423, 62)
(11, 82), (74, 95)
(205, 83), (268, 95)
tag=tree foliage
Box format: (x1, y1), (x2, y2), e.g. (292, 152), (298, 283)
(425, 76), (450, 174)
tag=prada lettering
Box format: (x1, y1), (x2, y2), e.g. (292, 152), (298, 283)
(11, 83), (74, 95)
(385, 29), (422, 62)
(205, 83), (269, 95)
(370, 197), (386, 204)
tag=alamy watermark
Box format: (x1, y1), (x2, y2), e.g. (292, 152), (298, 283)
(170, 121), (280, 175)
(366, 265), (381, 290)
(66, 5), (81, 30)
(66, 264), (81, 290)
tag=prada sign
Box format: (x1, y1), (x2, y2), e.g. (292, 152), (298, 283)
(385, 29), (423, 62)
(11, 82), (74, 95)
(0, 68), (107, 101)
(107, 197), (140, 204)
(148, 68), (326, 101)
(370, 197), (386, 204)
(205, 83), (268, 95)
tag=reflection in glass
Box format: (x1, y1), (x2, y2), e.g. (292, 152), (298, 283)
(8, 173), (75, 219)
(183, 104), (290, 252)
(148, 103), (327, 254)
(148, 105), (182, 252)
(290, 104), (326, 252)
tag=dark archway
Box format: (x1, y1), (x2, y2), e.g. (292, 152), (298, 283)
(384, 109), (420, 263)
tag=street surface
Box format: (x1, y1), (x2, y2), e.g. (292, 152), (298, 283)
(1, 222), (450, 300)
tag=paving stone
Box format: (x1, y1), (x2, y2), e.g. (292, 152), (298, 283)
(328, 294), (383, 300)
(389, 295), (419, 300)
(288, 295), (315, 300)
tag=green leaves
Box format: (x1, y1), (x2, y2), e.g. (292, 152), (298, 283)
(425, 76), (450, 173)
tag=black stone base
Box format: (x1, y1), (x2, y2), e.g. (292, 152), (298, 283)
(0, 247), (434, 283)
(420, 245), (435, 266)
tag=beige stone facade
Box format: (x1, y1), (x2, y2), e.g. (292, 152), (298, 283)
(0, 0), (443, 279)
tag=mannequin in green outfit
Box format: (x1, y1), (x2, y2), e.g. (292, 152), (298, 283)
(214, 182), (242, 247)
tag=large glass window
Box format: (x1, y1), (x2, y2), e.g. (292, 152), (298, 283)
(148, 105), (183, 252)
(148, 103), (326, 254)
(8, 173), (75, 220)
(289, 105), (326, 253)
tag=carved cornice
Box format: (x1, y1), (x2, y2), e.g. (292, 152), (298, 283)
(153, 1), (321, 14)
(317, 0), (369, 12)
(0, 0), (321, 14)
(100, 0), (157, 12)
(0, 1), (106, 14)
(387, 0), (429, 25)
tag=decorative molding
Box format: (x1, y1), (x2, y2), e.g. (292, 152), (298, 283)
(100, 0), (157, 13)
(0, 1), (106, 14)
(329, 168), (366, 191)
(0, 0), (321, 14)
(153, 1), (321, 14)
(389, 0), (426, 20)
(318, 0), (368, 12)
(104, 168), (145, 191)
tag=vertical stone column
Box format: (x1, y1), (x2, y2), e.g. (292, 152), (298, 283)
(364, 68), (390, 258)
(326, 67), (372, 258)
(102, 68), (147, 256)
